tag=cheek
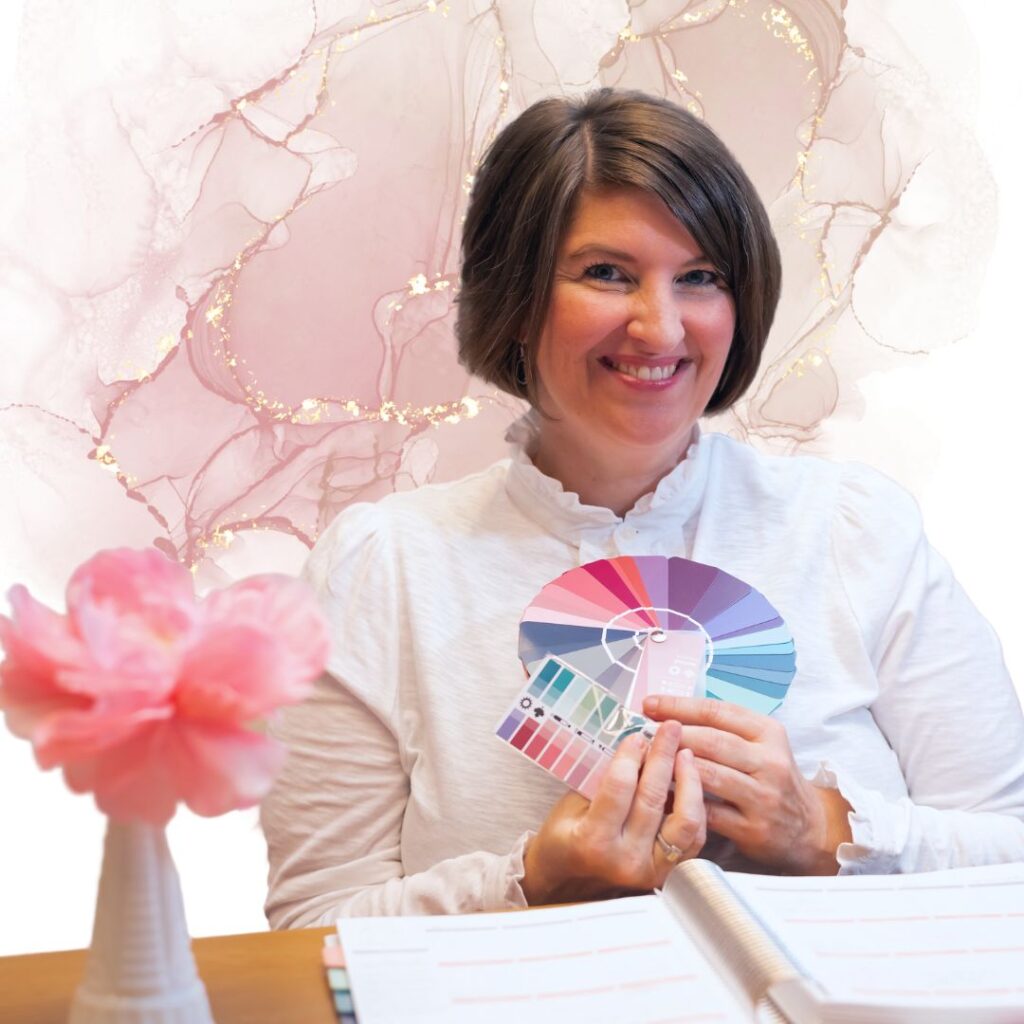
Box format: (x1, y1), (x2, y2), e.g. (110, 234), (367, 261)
(536, 294), (615, 404)
(546, 289), (621, 354)
(691, 300), (735, 358)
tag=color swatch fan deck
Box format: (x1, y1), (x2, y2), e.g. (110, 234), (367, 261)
(495, 655), (657, 799)
(519, 556), (796, 717)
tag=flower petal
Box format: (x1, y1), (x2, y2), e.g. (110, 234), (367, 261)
(201, 575), (329, 684)
(0, 588), (95, 734)
(62, 719), (285, 825)
(3, 557), (316, 825)
(64, 720), (181, 826)
(34, 700), (173, 769)
(65, 548), (198, 690)
(171, 722), (286, 817)
(2, 585), (87, 672)
(1, 691), (92, 742)
(177, 625), (293, 723)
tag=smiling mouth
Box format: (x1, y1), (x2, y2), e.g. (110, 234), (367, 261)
(601, 358), (689, 382)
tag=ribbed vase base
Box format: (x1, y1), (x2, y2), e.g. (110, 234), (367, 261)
(69, 820), (216, 1024)
(69, 981), (214, 1024)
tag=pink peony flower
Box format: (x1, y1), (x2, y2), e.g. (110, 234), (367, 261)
(0, 548), (329, 825)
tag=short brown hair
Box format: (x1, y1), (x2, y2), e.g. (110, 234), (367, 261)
(455, 88), (781, 415)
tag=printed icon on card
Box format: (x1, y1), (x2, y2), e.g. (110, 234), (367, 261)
(518, 555), (796, 717)
(495, 655), (657, 799)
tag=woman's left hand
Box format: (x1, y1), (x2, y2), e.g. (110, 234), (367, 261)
(643, 695), (852, 875)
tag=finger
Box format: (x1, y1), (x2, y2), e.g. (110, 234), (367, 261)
(658, 749), (707, 862)
(586, 732), (647, 839)
(623, 720), (682, 841)
(677, 725), (759, 773)
(642, 695), (765, 741)
(693, 755), (759, 807)
(704, 798), (747, 844)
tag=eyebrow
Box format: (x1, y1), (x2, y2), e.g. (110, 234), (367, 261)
(565, 243), (709, 267)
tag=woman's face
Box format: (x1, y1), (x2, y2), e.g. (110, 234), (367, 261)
(534, 186), (735, 463)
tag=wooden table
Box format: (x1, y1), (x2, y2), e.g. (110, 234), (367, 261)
(0, 928), (337, 1024)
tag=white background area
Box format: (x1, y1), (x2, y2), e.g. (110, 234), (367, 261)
(0, 2), (1022, 956)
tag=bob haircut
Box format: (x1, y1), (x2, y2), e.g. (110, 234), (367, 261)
(455, 88), (781, 415)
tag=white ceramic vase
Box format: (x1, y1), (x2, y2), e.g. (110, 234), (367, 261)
(69, 819), (215, 1024)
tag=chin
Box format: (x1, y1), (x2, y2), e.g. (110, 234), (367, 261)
(601, 422), (695, 455)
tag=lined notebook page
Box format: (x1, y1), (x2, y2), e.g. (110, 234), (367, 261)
(338, 894), (754, 1024)
(726, 863), (1024, 1010)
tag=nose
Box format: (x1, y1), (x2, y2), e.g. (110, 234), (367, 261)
(625, 283), (685, 352)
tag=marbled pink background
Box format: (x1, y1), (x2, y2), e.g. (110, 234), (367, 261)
(0, 0), (996, 596)
(1, 0), (1020, 955)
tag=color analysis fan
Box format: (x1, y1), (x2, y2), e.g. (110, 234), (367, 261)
(518, 555), (795, 716)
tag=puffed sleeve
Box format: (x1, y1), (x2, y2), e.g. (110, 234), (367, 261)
(821, 463), (1024, 873)
(260, 502), (530, 926)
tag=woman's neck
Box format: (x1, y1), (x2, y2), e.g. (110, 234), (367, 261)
(531, 427), (691, 518)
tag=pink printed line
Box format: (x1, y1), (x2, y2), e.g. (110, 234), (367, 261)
(854, 989), (943, 997)
(439, 938), (673, 968)
(648, 1016), (730, 1024)
(755, 881), (1024, 893)
(815, 952), (891, 959)
(856, 987), (1024, 998)
(783, 918), (858, 925)
(789, 913), (1017, 924)
(517, 949), (595, 963)
(439, 958), (519, 967)
(618, 974), (698, 990)
(596, 940), (673, 954)
(453, 993), (535, 1004)
(817, 946), (1024, 958)
(452, 976), (698, 1004)
(932, 913), (1021, 920)
(536, 985), (619, 1000)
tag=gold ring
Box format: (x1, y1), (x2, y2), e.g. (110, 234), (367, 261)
(655, 828), (685, 864)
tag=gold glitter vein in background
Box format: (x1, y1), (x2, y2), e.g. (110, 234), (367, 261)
(782, 339), (834, 380)
(91, 445), (119, 472)
(104, 0), (837, 563)
(763, 5), (815, 62)
(88, 443), (139, 493)
(124, 0), (829, 480)
(673, 0), (751, 28)
(202, 239), (483, 428)
(176, 1), (507, 437)
(137, 0), (826, 451)
(758, 3), (826, 292)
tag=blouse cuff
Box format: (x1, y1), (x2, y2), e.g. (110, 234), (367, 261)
(491, 830), (534, 910)
(810, 760), (904, 875)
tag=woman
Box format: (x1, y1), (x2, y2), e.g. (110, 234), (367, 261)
(261, 89), (1024, 926)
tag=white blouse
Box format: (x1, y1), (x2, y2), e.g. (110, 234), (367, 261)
(261, 417), (1024, 928)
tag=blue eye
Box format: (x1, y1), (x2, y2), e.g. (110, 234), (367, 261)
(679, 269), (721, 287)
(583, 262), (624, 282)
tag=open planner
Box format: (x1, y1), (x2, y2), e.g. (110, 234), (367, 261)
(332, 859), (1024, 1024)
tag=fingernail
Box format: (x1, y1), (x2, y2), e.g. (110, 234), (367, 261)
(644, 696), (662, 714)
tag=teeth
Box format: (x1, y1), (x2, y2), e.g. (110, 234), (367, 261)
(608, 360), (681, 381)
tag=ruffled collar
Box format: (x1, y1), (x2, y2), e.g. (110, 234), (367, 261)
(503, 409), (711, 557)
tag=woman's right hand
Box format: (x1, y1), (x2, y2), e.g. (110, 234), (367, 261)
(520, 720), (706, 905)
